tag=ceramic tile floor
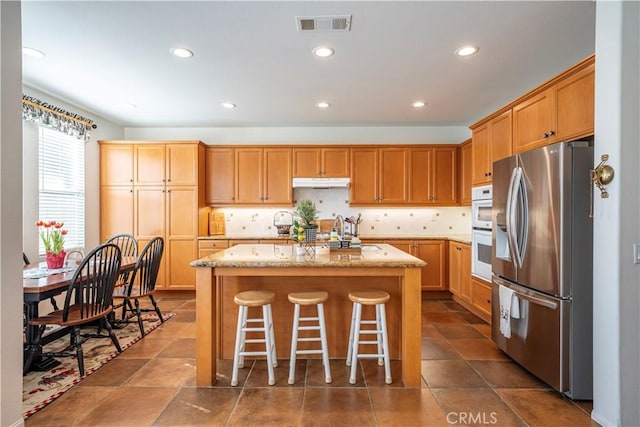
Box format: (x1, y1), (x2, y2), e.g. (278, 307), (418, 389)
(25, 294), (599, 426)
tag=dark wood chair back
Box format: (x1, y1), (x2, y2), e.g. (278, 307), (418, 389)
(128, 237), (164, 297)
(105, 233), (138, 257)
(62, 243), (121, 323)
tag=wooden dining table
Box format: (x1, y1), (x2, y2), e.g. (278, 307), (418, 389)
(23, 256), (137, 373)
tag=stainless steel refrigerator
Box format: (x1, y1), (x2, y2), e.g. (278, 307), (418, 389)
(491, 140), (593, 399)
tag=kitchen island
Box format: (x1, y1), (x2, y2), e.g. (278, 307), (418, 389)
(190, 243), (426, 387)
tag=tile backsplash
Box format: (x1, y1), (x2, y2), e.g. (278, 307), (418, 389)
(213, 188), (470, 237)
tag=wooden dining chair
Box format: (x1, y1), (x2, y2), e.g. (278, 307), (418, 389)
(112, 237), (164, 337)
(23, 243), (123, 377)
(104, 233), (138, 287)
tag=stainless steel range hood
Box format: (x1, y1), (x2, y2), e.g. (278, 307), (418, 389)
(292, 177), (350, 188)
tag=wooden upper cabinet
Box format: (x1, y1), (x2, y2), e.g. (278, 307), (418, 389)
(409, 147), (457, 205)
(235, 147), (292, 205)
(100, 144), (133, 186)
(134, 144), (166, 185)
(491, 110), (512, 162)
(432, 147), (457, 204)
(472, 124), (491, 185)
(321, 148), (350, 177)
(458, 140), (472, 205)
(263, 148), (292, 204)
(205, 147), (235, 204)
(379, 148), (408, 203)
(166, 144), (199, 185)
(292, 148), (320, 177)
(409, 149), (432, 203)
(293, 147), (350, 177)
(554, 63), (595, 142)
(134, 143), (200, 186)
(235, 148), (263, 204)
(350, 148), (379, 204)
(513, 59), (594, 153)
(513, 88), (556, 154)
(472, 109), (512, 185)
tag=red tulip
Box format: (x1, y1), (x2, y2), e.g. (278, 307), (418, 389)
(35, 220), (44, 227)
(61, 230), (68, 235)
(54, 222), (64, 229)
(43, 222), (52, 228)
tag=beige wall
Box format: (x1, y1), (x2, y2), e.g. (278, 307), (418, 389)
(125, 125), (471, 145)
(1, 2), (26, 425)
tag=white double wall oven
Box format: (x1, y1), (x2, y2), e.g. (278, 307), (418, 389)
(471, 185), (492, 282)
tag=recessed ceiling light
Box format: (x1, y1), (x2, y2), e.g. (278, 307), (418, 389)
(455, 46), (479, 57)
(170, 47), (194, 58)
(221, 102), (236, 109)
(316, 102), (331, 109)
(412, 101), (426, 108)
(22, 47), (45, 58)
(313, 47), (335, 58)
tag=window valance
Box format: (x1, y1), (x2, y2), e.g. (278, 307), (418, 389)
(22, 95), (97, 141)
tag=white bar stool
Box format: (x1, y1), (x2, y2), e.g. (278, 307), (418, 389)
(345, 289), (392, 385)
(288, 291), (332, 384)
(231, 290), (278, 386)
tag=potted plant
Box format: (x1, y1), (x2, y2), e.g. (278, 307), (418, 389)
(293, 199), (319, 244)
(36, 220), (68, 269)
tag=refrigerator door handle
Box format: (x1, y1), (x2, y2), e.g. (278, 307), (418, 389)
(508, 282), (559, 310)
(495, 278), (559, 310)
(515, 167), (528, 264)
(506, 167), (519, 267)
(508, 167), (524, 268)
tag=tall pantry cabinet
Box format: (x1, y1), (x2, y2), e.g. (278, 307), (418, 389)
(99, 140), (208, 290)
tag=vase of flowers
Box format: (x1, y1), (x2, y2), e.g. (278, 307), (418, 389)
(36, 220), (68, 269)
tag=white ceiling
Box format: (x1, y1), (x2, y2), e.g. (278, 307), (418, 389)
(21, 1), (596, 128)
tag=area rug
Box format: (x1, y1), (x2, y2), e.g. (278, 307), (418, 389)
(22, 312), (174, 419)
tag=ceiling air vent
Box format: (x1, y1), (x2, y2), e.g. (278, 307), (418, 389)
(296, 15), (352, 32)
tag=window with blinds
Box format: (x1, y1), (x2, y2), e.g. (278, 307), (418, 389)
(38, 127), (85, 254)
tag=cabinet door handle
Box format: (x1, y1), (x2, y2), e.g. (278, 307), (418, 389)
(433, 196), (438, 200)
(549, 130), (555, 136)
(130, 179), (133, 183)
(487, 299), (491, 304)
(543, 132), (549, 138)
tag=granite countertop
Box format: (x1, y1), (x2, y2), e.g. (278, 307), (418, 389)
(198, 234), (472, 244)
(190, 243), (427, 269)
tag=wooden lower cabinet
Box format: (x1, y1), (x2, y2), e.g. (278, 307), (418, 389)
(448, 241), (491, 323)
(198, 239), (230, 258)
(448, 241), (471, 301)
(471, 278), (492, 321)
(385, 239), (447, 291)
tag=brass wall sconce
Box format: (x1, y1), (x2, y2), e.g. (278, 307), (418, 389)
(592, 154), (615, 199)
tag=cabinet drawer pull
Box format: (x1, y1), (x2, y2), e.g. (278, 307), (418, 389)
(549, 130), (555, 136)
